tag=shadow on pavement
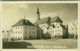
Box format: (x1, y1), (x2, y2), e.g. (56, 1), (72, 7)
(3, 41), (36, 49)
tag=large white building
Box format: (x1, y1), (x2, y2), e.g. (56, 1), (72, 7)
(34, 8), (68, 39)
(10, 19), (37, 40)
(68, 20), (78, 38)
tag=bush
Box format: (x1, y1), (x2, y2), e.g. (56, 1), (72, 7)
(10, 38), (15, 41)
(43, 32), (51, 39)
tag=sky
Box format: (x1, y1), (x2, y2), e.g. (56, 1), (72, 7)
(2, 3), (78, 30)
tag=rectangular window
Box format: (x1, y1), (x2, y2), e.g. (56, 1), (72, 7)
(76, 28), (77, 30)
(26, 27), (27, 29)
(26, 31), (27, 34)
(76, 31), (77, 34)
(50, 28), (52, 30)
(30, 27), (31, 29)
(53, 31), (54, 33)
(18, 31), (19, 34)
(21, 37), (22, 39)
(57, 26), (59, 28)
(41, 26), (43, 28)
(14, 32), (15, 34)
(16, 27), (17, 29)
(18, 27), (19, 29)
(51, 31), (52, 33)
(21, 31), (22, 34)
(21, 27), (22, 29)
(30, 32), (31, 34)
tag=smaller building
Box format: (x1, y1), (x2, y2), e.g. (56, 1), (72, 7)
(10, 18), (37, 40)
(48, 24), (68, 39)
(2, 30), (10, 41)
(35, 16), (68, 39)
(68, 20), (78, 39)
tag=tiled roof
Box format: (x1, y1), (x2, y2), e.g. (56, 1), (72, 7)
(50, 16), (63, 23)
(34, 16), (63, 25)
(12, 19), (35, 27)
(34, 16), (50, 25)
(60, 25), (65, 28)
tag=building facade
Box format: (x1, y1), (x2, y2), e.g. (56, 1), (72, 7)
(68, 20), (78, 38)
(10, 19), (37, 40)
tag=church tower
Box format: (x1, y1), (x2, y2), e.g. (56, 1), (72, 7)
(36, 7), (40, 21)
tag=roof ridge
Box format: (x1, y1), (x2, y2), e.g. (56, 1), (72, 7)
(12, 19), (35, 27)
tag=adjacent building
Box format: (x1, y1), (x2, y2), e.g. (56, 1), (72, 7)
(68, 20), (78, 38)
(2, 30), (10, 41)
(34, 8), (68, 39)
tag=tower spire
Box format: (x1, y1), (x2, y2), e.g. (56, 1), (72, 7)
(36, 7), (40, 21)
